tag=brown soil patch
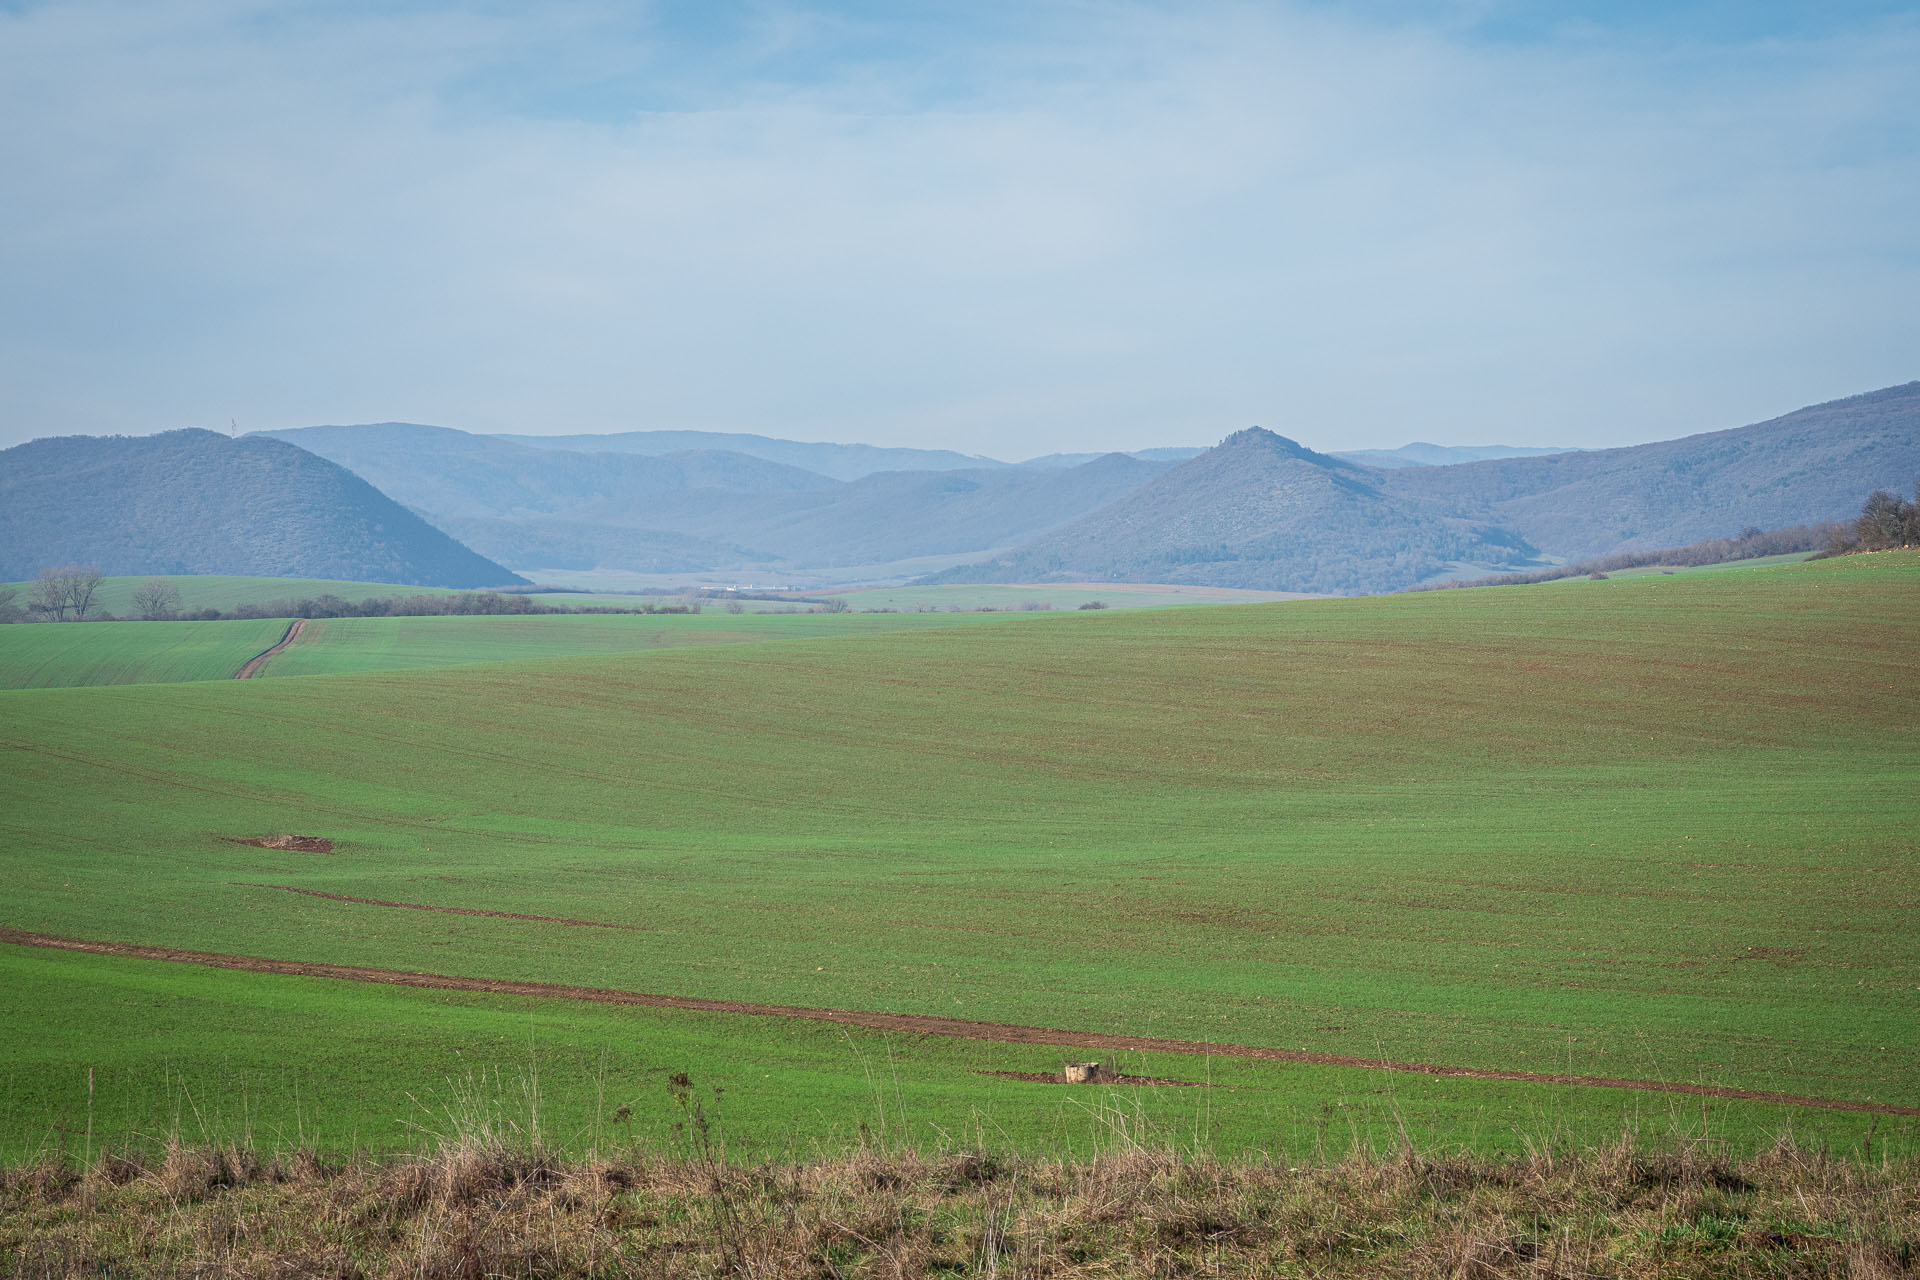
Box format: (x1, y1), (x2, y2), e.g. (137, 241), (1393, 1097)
(228, 835), (335, 854)
(978, 1070), (1214, 1087)
(234, 618), (305, 679)
(229, 883), (640, 930)
(2, 926), (1915, 1119)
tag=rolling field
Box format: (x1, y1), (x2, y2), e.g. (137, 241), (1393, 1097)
(0, 610), (1019, 688)
(0, 618), (293, 689)
(515, 582), (1315, 612)
(1, 552), (1916, 1162)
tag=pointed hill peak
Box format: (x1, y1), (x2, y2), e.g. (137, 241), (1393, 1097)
(1212, 426), (1367, 471)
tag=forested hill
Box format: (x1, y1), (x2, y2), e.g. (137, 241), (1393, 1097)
(0, 429), (525, 587)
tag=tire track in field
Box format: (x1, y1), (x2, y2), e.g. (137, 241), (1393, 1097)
(234, 619), (305, 679)
(226, 883), (644, 930)
(3, 926), (1915, 1119)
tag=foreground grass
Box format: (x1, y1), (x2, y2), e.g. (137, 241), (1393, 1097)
(14, 943), (1904, 1169)
(4, 1137), (1915, 1278)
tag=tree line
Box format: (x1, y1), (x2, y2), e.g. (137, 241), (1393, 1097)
(0, 577), (864, 623)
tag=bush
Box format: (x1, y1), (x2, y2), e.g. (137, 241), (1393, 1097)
(1855, 486), (1920, 550)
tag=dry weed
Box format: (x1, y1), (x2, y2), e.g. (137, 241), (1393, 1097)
(2, 1137), (1915, 1277)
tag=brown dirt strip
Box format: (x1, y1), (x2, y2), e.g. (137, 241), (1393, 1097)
(227, 883), (642, 930)
(979, 1070), (1212, 1087)
(234, 619), (305, 679)
(3, 926), (1914, 1119)
(227, 836), (334, 853)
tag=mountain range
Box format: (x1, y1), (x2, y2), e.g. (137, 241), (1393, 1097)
(7, 382), (1914, 595)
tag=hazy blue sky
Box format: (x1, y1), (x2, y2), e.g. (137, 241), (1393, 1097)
(2, 0), (1915, 458)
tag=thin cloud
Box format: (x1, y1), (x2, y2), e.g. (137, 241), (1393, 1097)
(0, 0), (1914, 456)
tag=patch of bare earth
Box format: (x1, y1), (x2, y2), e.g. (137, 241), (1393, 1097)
(978, 1069), (1213, 1087)
(226, 835), (335, 853)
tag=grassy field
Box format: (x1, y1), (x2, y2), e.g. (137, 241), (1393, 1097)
(0, 610), (1019, 688)
(0, 619), (292, 689)
(1, 552), (1915, 1162)
(517, 582), (1316, 612)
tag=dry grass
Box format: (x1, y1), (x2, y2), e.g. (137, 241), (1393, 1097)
(3, 1133), (1916, 1278)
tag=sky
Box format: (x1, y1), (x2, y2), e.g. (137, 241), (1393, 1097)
(1, 0), (1916, 460)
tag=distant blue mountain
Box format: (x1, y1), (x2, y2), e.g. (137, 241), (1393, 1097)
(492, 428), (1003, 481)
(1332, 443), (1573, 468)
(0, 429), (524, 586)
(1019, 447), (1207, 469)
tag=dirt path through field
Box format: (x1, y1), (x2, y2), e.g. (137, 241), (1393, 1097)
(234, 619), (305, 678)
(4, 926), (1914, 1118)
(228, 883), (644, 930)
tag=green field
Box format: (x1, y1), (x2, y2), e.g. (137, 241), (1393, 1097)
(2, 553), (1916, 1161)
(0, 610), (1018, 689)
(0, 618), (292, 689)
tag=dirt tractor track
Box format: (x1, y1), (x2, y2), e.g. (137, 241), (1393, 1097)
(4, 926), (1914, 1119)
(233, 619), (304, 679)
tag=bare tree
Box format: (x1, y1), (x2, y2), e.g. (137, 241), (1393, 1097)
(28, 565), (106, 620)
(30, 568), (69, 621)
(63, 566), (104, 620)
(0, 586), (23, 624)
(131, 578), (182, 621)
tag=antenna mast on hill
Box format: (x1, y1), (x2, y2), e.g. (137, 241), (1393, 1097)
(230, 418), (239, 439)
